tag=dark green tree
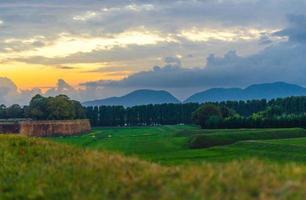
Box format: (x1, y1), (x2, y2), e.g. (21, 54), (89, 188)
(72, 100), (86, 119)
(0, 105), (7, 119)
(29, 94), (86, 120)
(28, 94), (48, 120)
(46, 95), (76, 120)
(192, 104), (222, 128)
(6, 104), (23, 118)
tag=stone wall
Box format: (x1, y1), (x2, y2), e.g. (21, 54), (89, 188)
(0, 122), (20, 134)
(19, 120), (91, 137)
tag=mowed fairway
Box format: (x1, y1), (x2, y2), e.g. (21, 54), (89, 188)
(51, 126), (306, 165)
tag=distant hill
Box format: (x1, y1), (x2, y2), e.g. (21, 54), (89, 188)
(184, 82), (306, 103)
(83, 82), (306, 106)
(83, 89), (180, 107)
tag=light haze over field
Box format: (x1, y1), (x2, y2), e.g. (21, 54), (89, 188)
(1, 0), (306, 105)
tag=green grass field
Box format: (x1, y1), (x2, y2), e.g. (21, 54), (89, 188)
(4, 126), (306, 199)
(51, 125), (306, 165)
(3, 134), (306, 199)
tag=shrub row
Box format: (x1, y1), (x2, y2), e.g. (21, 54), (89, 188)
(188, 128), (306, 149)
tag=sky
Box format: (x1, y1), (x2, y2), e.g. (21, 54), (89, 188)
(1, 0), (306, 105)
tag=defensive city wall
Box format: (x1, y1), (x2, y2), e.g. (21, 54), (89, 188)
(0, 119), (91, 137)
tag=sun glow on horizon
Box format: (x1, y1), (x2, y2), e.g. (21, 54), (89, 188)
(0, 61), (131, 91)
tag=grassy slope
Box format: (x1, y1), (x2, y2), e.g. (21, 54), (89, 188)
(52, 126), (194, 163)
(188, 128), (306, 148)
(2, 135), (306, 199)
(52, 126), (306, 165)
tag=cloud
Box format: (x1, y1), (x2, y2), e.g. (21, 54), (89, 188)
(84, 66), (132, 73)
(2, 14), (306, 104)
(0, 78), (88, 106)
(0, 35), (49, 53)
(7, 29), (177, 62)
(44, 79), (78, 98)
(73, 11), (97, 21)
(0, 76), (133, 106)
(55, 65), (76, 70)
(79, 14), (306, 99)
(179, 27), (278, 42)
(274, 14), (306, 42)
(125, 4), (155, 12)
(0, 77), (18, 103)
(164, 56), (182, 67)
(0, 77), (41, 106)
(1, 0), (304, 78)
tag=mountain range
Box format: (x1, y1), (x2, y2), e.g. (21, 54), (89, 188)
(83, 89), (180, 107)
(83, 82), (306, 107)
(184, 82), (306, 103)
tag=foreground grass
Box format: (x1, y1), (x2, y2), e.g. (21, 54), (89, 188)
(2, 135), (306, 199)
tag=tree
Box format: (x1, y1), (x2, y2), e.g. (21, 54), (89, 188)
(6, 104), (23, 118)
(220, 106), (236, 118)
(29, 94), (86, 120)
(0, 105), (7, 119)
(72, 100), (86, 119)
(46, 95), (76, 120)
(205, 115), (223, 129)
(192, 104), (222, 128)
(28, 94), (48, 120)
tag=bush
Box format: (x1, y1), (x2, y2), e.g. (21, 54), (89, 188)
(188, 128), (306, 149)
(192, 104), (222, 128)
(188, 134), (233, 148)
(205, 116), (223, 129)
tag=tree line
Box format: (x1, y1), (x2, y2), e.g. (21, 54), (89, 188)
(85, 103), (199, 126)
(214, 97), (306, 117)
(3, 95), (306, 128)
(193, 96), (306, 129)
(0, 94), (86, 120)
(84, 96), (306, 127)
